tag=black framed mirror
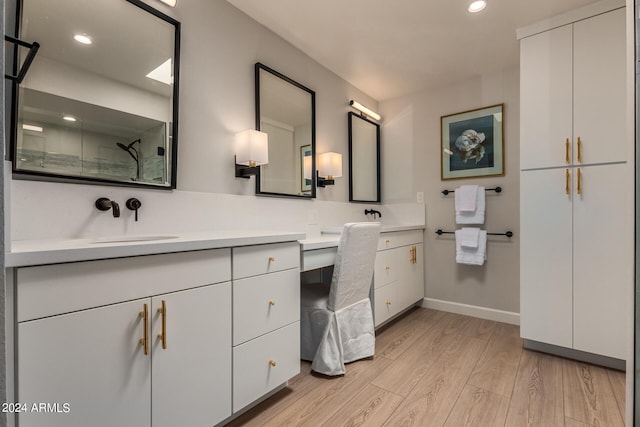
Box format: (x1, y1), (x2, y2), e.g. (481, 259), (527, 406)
(11, 0), (180, 188)
(349, 112), (381, 203)
(255, 63), (316, 198)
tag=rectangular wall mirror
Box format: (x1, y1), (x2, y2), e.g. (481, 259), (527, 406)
(11, 0), (180, 188)
(255, 63), (316, 198)
(349, 112), (381, 202)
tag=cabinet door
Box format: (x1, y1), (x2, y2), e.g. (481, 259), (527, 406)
(151, 282), (232, 427)
(520, 169), (573, 348)
(18, 300), (151, 427)
(407, 243), (425, 305)
(572, 163), (628, 359)
(573, 8), (626, 165)
(520, 24), (573, 170)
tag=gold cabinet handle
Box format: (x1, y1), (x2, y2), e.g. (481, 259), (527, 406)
(386, 300), (392, 305)
(269, 300), (276, 306)
(268, 256), (275, 262)
(139, 303), (149, 356)
(385, 266), (391, 271)
(565, 169), (570, 195)
(577, 136), (582, 163)
(385, 239), (391, 246)
(157, 300), (167, 350)
(269, 360), (277, 367)
(565, 138), (570, 164)
(577, 168), (582, 195)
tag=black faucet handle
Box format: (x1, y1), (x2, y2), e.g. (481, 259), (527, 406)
(126, 198), (142, 221)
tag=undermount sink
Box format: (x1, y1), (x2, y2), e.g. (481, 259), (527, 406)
(90, 235), (179, 244)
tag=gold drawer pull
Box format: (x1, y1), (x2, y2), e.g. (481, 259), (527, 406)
(139, 303), (149, 356)
(577, 168), (582, 195)
(268, 256), (275, 262)
(577, 136), (582, 163)
(385, 239), (391, 245)
(269, 360), (277, 367)
(385, 266), (391, 271)
(386, 301), (392, 305)
(157, 300), (167, 350)
(269, 300), (276, 306)
(565, 138), (569, 164)
(565, 169), (570, 195)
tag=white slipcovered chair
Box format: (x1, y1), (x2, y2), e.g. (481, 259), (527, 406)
(300, 222), (381, 376)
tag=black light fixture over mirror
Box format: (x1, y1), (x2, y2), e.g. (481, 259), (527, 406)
(11, 0), (180, 188)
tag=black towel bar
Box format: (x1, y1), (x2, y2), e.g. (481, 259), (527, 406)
(4, 35), (40, 84)
(435, 229), (513, 238)
(441, 186), (502, 196)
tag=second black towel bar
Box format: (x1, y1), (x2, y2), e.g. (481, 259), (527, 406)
(435, 229), (513, 238)
(441, 186), (502, 195)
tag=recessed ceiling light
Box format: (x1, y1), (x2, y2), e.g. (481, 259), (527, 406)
(468, 0), (487, 13)
(63, 115), (77, 122)
(73, 34), (92, 45)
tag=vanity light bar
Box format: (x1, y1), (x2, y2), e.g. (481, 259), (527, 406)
(22, 124), (43, 132)
(349, 100), (381, 121)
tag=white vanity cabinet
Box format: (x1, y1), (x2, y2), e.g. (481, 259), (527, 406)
(231, 242), (300, 412)
(373, 230), (424, 327)
(16, 249), (233, 427)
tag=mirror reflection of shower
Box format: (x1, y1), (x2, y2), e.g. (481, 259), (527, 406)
(116, 139), (141, 180)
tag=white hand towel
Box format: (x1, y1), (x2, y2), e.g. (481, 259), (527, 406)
(455, 185), (478, 212)
(456, 186), (485, 224)
(455, 229), (487, 265)
(459, 227), (480, 248)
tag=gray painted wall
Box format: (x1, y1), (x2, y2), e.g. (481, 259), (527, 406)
(380, 67), (520, 313)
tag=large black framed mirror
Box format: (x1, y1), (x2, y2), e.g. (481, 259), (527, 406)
(255, 63), (316, 198)
(11, 0), (180, 188)
(349, 112), (380, 202)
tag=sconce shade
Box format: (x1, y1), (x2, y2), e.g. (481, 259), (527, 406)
(235, 129), (269, 167)
(318, 152), (342, 179)
(349, 100), (381, 121)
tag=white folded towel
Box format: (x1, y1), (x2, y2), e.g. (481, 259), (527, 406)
(459, 227), (480, 248)
(455, 186), (485, 224)
(455, 229), (487, 265)
(456, 185), (478, 212)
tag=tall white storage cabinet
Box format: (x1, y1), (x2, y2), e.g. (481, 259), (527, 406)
(519, 2), (629, 363)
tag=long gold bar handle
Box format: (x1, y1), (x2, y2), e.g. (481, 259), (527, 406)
(577, 168), (582, 195)
(139, 303), (149, 356)
(565, 169), (570, 195)
(577, 137), (582, 163)
(412, 246), (417, 264)
(565, 138), (570, 164)
(157, 300), (167, 350)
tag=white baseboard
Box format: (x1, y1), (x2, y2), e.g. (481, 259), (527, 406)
(421, 298), (520, 325)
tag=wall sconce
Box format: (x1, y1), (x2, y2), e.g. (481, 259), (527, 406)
(235, 129), (269, 178)
(349, 100), (381, 121)
(317, 152), (342, 187)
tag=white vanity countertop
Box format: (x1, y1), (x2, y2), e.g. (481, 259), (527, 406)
(7, 230), (306, 267)
(300, 225), (425, 251)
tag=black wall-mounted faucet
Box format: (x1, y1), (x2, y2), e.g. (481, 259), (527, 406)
(95, 198), (120, 217)
(364, 209), (382, 219)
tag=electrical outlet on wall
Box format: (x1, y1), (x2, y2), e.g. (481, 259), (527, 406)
(417, 192), (424, 203)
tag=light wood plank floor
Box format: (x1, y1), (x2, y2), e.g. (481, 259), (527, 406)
(226, 308), (626, 427)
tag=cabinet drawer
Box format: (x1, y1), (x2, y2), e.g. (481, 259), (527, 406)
(378, 230), (423, 250)
(233, 242), (299, 279)
(233, 269), (300, 345)
(374, 282), (404, 327)
(374, 250), (398, 289)
(17, 249), (231, 322)
(233, 322), (300, 412)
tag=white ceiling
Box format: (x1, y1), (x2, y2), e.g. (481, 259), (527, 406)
(227, 0), (602, 101)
